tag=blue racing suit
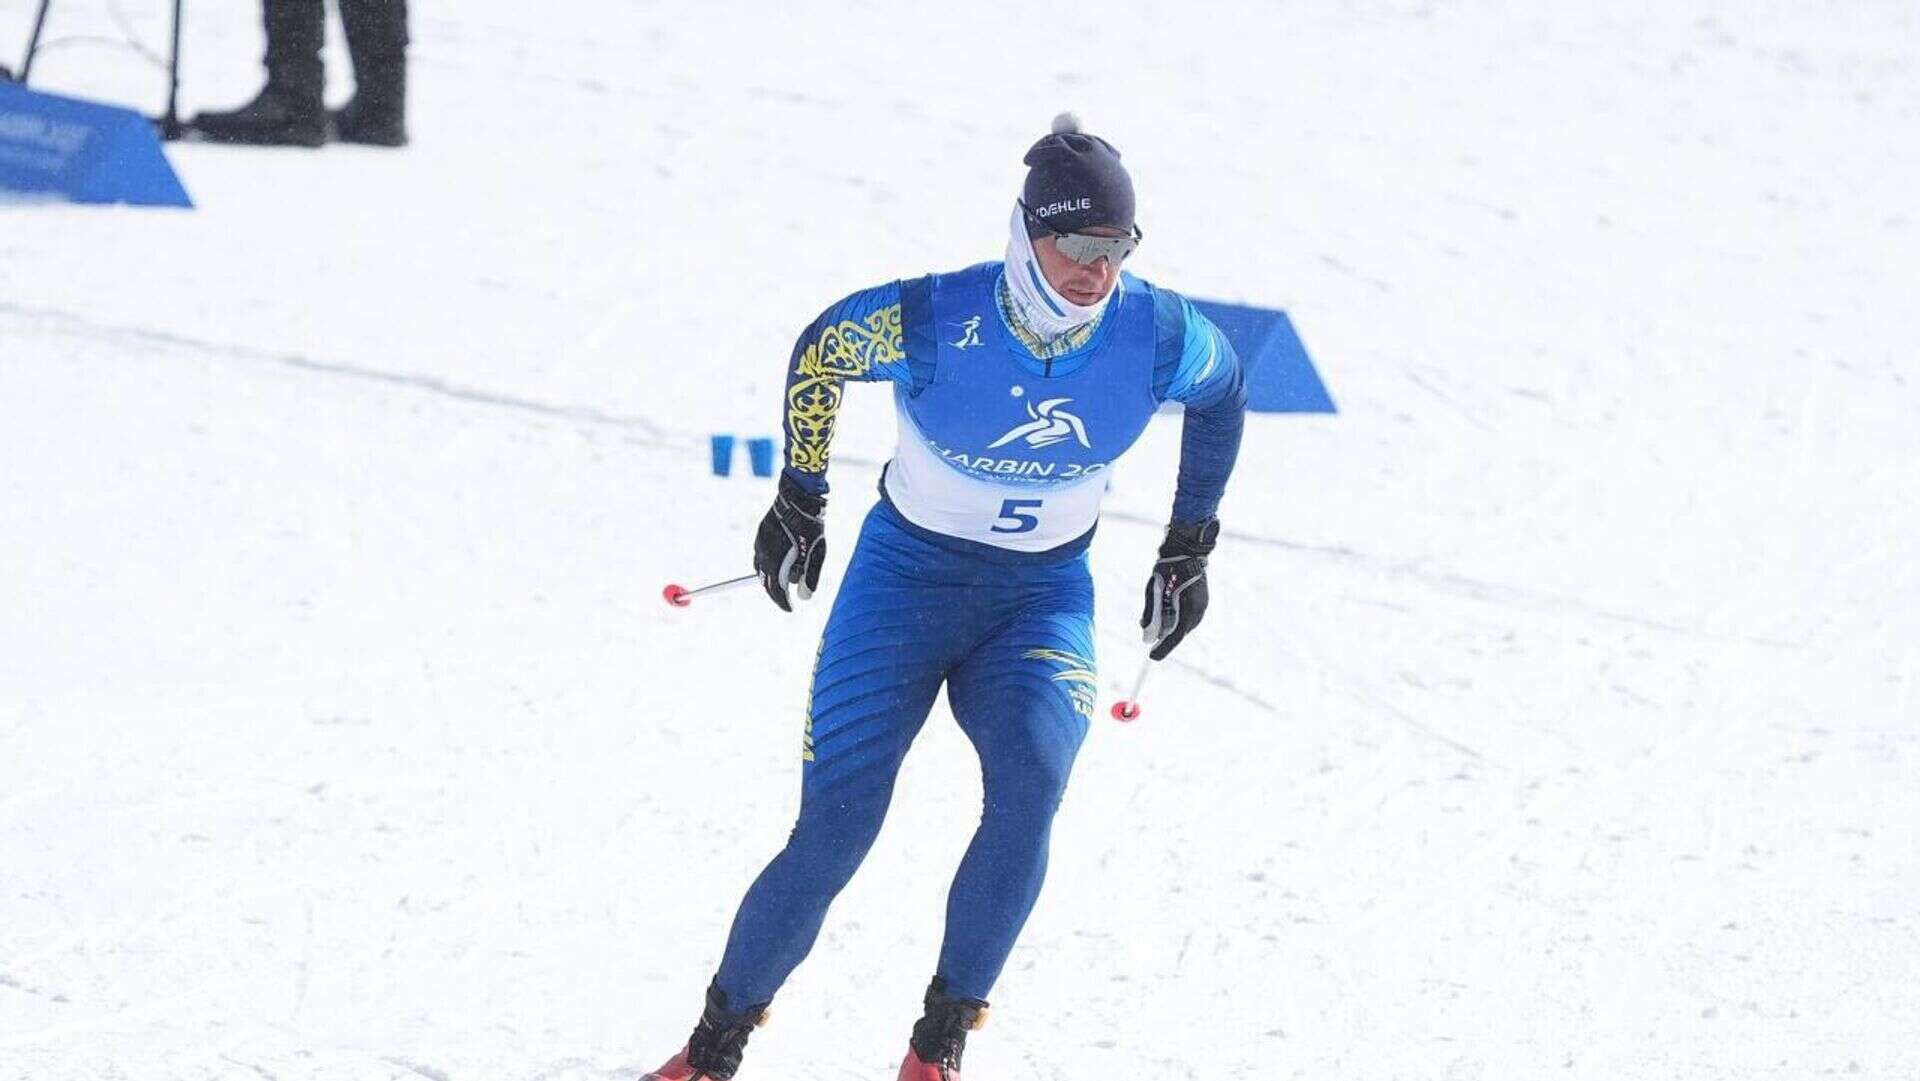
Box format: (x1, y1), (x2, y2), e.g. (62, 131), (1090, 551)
(713, 262), (1245, 1005)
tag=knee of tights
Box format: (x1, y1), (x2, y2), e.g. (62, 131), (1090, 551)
(981, 783), (1069, 826)
(785, 810), (888, 875)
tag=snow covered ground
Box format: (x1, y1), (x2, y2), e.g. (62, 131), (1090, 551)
(3, 2), (1917, 1079)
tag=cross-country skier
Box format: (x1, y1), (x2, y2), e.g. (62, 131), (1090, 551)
(644, 114), (1246, 1081)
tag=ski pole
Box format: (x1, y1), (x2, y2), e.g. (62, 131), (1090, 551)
(1110, 656), (1153, 721)
(20, 0), (53, 84)
(160, 0), (185, 140)
(662, 573), (758, 608)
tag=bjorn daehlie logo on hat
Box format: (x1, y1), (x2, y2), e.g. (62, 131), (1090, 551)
(1031, 198), (1092, 220)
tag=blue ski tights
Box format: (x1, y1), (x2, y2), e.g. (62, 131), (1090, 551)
(713, 497), (1097, 1005)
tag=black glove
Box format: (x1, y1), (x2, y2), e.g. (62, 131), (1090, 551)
(754, 473), (827, 612)
(1140, 518), (1220, 660)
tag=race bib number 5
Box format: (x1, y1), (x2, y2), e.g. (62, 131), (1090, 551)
(991, 498), (1044, 534)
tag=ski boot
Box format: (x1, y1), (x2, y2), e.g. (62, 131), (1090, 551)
(897, 977), (989, 1081)
(191, 82), (327, 147)
(332, 87), (407, 147)
(333, 59), (407, 146)
(641, 979), (771, 1081)
(334, 0), (409, 146)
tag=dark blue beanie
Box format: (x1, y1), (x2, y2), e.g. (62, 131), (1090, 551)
(1021, 113), (1134, 235)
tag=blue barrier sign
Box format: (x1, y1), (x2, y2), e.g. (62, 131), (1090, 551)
(0, 81), (192, 208)
(1189, 299), (1334, 414)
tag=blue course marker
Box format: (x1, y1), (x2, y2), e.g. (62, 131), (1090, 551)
(0, 82), (192, 208)
(746, 437), (776, 478)
(1189, 300), (1334, 414)
(710, 434), (736, 477)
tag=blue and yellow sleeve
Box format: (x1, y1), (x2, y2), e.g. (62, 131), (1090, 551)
(781, 278), (936, 496)
(1151, 290), (1247, 523)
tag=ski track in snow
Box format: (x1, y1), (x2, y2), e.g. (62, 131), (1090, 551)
(4, 2), (1919, 1080)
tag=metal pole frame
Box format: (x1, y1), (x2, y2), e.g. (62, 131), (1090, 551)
(11, 0), (188, 139)
(159, 0), (184, 138)
(19, 0), (54, 83)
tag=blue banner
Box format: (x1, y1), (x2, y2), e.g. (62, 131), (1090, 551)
(1190, 299), (1334, 414)
(0, 82), (191, 208)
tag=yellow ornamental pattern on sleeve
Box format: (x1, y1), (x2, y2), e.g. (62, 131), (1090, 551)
(786, 302), (905, 474)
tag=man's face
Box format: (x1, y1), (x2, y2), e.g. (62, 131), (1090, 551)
(1031, 226), (1127, 307)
